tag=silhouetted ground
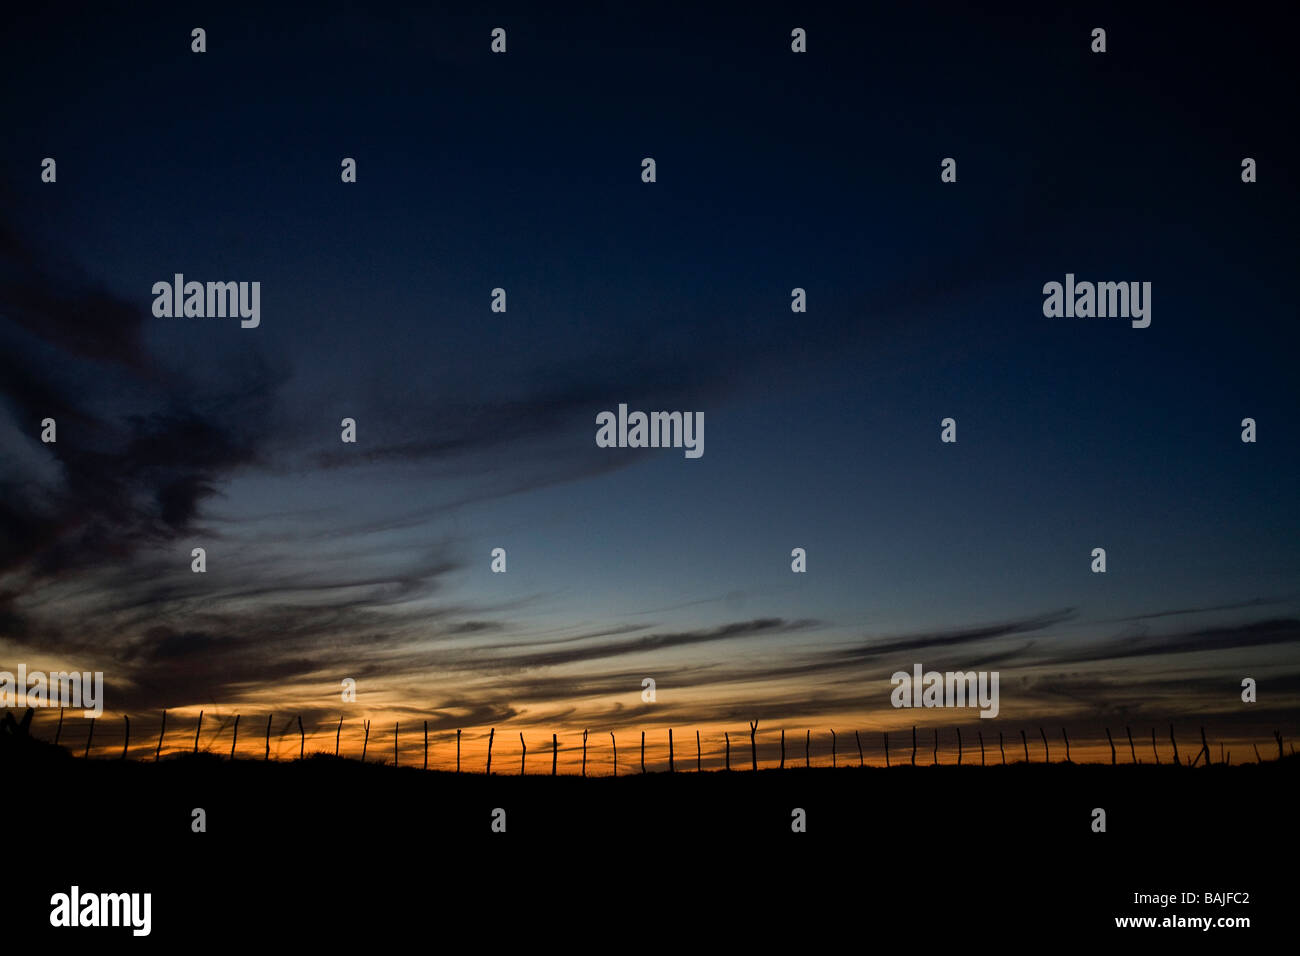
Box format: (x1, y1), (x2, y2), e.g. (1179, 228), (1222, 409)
(5, 743), (1292, 942)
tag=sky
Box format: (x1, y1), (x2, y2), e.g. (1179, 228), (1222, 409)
(2, 1), (1298, 769)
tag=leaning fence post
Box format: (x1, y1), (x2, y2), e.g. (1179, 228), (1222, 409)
(932, 728), (938, 765)
(55, 707), (64, 747)
(999, 731), (1005, 765)
(669, 728), (674, 773)
(122, 715), (130, 759)
(855, 730), (864, 767)
(85, 717), (94, 758)
(393, 722), (398, 767)
(156, 709), (167, 761)
(297, 715), (304, 760)
(1061, 727), (1070, 763)
(552, 733), (558, 775)
(611, 732), (617, 777)
(978, 730), (985, 766)
(336, 716), (342, 757)
(1020, 729), (1029, 762)
(1105, 728), (1116, 765)
(724, 732), (731, 771)
(486, 727), (495, 775)
(641, 731), (646, 773)
(520, 732), (526, 775)
(362, 719), (370, 761)
(1150, 727), (1159, 764)
(957, 727), (962, 766)
(1126, 725), (1137, 763)
(1039, 726), (1049, 763)
(1169, 724), (1179, 765)
(231, 714), (240, 759)
(1199, 726), (1211, 768)
(582, 728), (588, 777)
(1253, 743), (1262, 764)
(749, 721), (758, 771)
(265, 713), (272, 760)
(194, 710), (203, 753)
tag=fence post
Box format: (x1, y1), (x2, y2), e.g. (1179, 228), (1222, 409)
(520, 732), (526, 775)
(932, 728), (938, 765)
(956, 727), (962, 766)
(1200, 726), (1211, 768)
(265, 714), (272, 760)
(394, 722), (398, 767)
(911, 726), (916, 766)
(231, 714), (240, 759)
(669, 728), (674, 773)
(552, 733), (557, 775)
(697, 730), (701, 772)
(780, 729), (786, 769)
(1039, 726), (1049, 763)
(831, 729), (837, 768)
(999, 731), (1005, 765)
(855, 730), (864, 767)
(1105, 728), (1116, 765)
(486, 727), (495, 775)
(1274, 730), (1284, 760)
(457, 729), (462, 772)
(1169, 724), (1179, 765)
(582, 729), (588, 777)
(122, 715), (129, 759)
(1126, 725), (1137, 763)
(749, 721), (758, 771)
(297, 715), (304, 760)
(641, 731), (646, 773)
(724, 732), (730, 771)
(55, 707), (64, 747)
(1253, 743), (1262, 764)
(424, 721), (428, 770)
(1020, 729), (1029, 762)
(611, 732), (617, 777)
(336, 716), (342, 757)
(156, 709), (167, 761)
(194, 710), (203, 753)
(978, 730), (985, 766)
(1061, 727), (1070, 763)
(884, 731), (890, 768)
(805, 729), (810, 768)
(85, 717), (94, 758)
(362, 719), (370, 761)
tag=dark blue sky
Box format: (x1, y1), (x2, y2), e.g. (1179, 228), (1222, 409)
(2, 1), (1297, 763)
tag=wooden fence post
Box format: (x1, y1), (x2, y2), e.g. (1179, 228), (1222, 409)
(1169, 724), (1179, 765)
(1199, 726), (1211, 768)
(780, 729), (786, 769)
(362, 719), (370, 761)
(932, 728), (938, 765)
(978, 730), (985, 766)
(194, 710), (203, 753)
(911, 726), (916, 766)
(1253, 743), (1262, 764)
(582, 728), (588, 777)
(552, 733), (558, 775)
(1020, 729), (1029, 762)
(336, 715), (342, 757)
(724, 732), (730, 771)
(956, 727), (962, 766)
(55, 707), (64, 747)
(156, 709), (167, 761)
(749, 721), (758, 771)
(121, 715), (129, 759)
(297, 715), (304, 760)
(265, 713), (272, 760)
(696, 730), (701, 771)
(1274, 730), (1284, 760)
(805, 729), (810, 768)
(855, 730), (864, 767)
(84, 717), (94, 758)
(486, 727), (495, 775)
(457, 729), (462, 772)
(394, 722), (398, 767)
(1105, 728), (1116, 765)
(1061, 727), (1070, 763)
(424, 721), (429, 770)
(1126, 725), (1137, 763)
(884, 731), (890, 768)
(641, 731), (646, 773)
(1039, 726), (1048, 763)
(611, 732), (617, 777)
(520, 732), (526, 775)
(999, 731), (1005, 765)
(231, 714), (240, 759)
(669, 728), (674, 773)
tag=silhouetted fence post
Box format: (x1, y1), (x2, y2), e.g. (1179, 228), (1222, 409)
(121, 715), (129, 759)
(194, 710), (203, 753)
(156, 709), (167, 761)
(669, 728), (674, 773)
(911, 726), (916, 766)
(780, 729), (786, 769)
(362, 719), (370, 761)
(1106, 728), (1116, 765)
(55, 707), (64, 747)
(1150, 727), (1159, 764)
(696, 730), (701, 772)
(1253, 743), (1262, 764)
(999, 731), (1005, 765)
(1061, 727), (1070, 763)
(552, 733), (557, 775)
(85, 717), (94, 758)
(611, 732), (617, 776)
(884, 731), (890, 768)
(1126, 725), (1137, 763)
(520, 732), (526, 775)
(1275, 730), (1284, 760)
(1169, 724), (1179, 765)
(978, 730), (985, 766)
(486, 727), (495, 775)
(932, 728), (938, 765)
(1200, 726), (1211, 768)
(458, 729), (462, 772)
(231, 714), (240, 759)
(1039, 726), (1048, 763)
(297, 715), (304, 760)
(724, 732), (730, 770)
(750, 721), (758, 771)
(641, 731), (646, 773)
(1020, 729), (1029, 762)
(424, 721), (428, 770)
(831, 729), (837, 768)
(581, 728), (588, 777)
(265, 714), (272, 760)
(393, 722), (398, 767)
(336, 716), (342, 757)
(855, 730), (864, 767)
(957, 727), (962, 766)
(805, 729), (811, 768)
